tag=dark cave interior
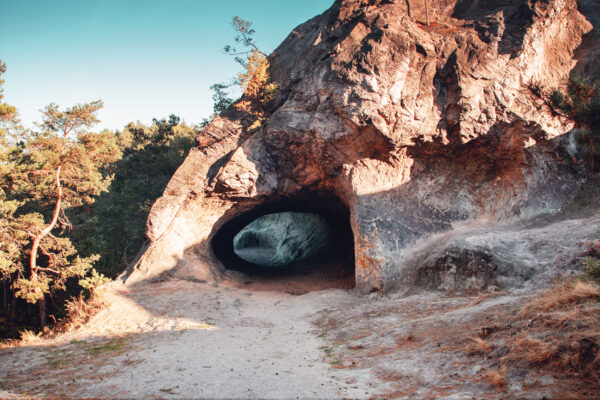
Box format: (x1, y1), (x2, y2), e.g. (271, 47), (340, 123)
(211, 192), (356, 291)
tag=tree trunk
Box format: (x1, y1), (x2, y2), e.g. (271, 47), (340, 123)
(38, 296), (46, 329)
(2, 279), (8, 314)
(30, 166), (62, 275)
(425, 0), (430, 25)
(29, 165), (62, 329)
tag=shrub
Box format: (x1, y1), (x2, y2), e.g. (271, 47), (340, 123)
(548, 75), (600, 172)
(584, 257), (600, 282)
(234, 49), (279, 128)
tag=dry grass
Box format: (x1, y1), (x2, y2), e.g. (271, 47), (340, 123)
(0, 294), (106, 348)
(59, 293), (106, 332)
(481, 366), (508, 389)
(510, 280), (600, 379)
(465, 337), (493, 356)
(464, 279), (600, 397)
(468, 291), (506, 307)
(0, 329), (43, 349)
(506, 336), (562, 367)
(519, 280), (600, 317)
(539, 308), (581, 329)
(505, 331), (600, 377)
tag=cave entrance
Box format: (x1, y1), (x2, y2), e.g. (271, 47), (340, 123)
(211, 193), (355, 294)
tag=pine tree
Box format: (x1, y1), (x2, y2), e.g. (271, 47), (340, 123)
(21, 102), (120, 325)
(0, 61), (17, 122)
(210, 17), (279, 126)
(0, 96), (121, 328)
(234, 49), (278, 126)
(0, 60), (22, 318)
(68, 116), (197, 279)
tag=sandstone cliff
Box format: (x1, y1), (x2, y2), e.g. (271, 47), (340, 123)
(124, 0), (599, 293)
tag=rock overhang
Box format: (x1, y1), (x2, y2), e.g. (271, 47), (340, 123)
(124, 0), (598, 294)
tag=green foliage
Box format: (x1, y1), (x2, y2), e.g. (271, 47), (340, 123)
(584, 257), (600, 283)
(567, 76), (600, 128)
(210, 83), (234, 114)
(549, 75), (600, 172)
(40, 101), (103, 133)
(69, 115), (197, 278)
(576, 129), (600, 172)
(79, 268), (110, 291)
(0, 101), (121, 321)
(0, 59), (197, 337)
(1, 110), (196, 335)
(0, 103), (16, 122)
(550, 89), (567, 111)
(224, 16), (264, 67)
(0, 62), (129, 335)
(0, 61), (16, 122)
(212, 17), (278, 127)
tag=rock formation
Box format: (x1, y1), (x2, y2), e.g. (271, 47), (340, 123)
(233, 212), (331, 268)
(124, 0), (599, 293)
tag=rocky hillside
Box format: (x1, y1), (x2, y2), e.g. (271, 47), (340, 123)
(124, 0), (599, 293)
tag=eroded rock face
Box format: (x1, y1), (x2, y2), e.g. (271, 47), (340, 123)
(124, 0), (600, 293)
(233, 212), (331, 268)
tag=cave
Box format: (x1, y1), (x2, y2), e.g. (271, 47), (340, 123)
(210, 193), (356, 293)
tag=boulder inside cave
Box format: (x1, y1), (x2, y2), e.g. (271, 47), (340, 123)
(211, 195), (356, 293)
(233, 211), (332, 268)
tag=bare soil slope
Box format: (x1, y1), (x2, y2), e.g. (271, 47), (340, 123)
(2, 276), (593, 399)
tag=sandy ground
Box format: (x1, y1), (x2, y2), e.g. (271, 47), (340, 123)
(0, 280), (372, 399)
(0, 278), (576, 399)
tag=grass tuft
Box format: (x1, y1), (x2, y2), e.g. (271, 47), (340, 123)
(465, 337), (493, 356)
(519, 280), (600, 317)
(481, 366), (508, 389)
(61, 293), (106, 332)
(85, 338), (126, 357)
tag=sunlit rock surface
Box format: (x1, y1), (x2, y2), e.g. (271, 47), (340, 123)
(233, 212), (331, 268)
(126, 0), (600, 293)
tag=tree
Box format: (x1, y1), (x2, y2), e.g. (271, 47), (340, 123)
(0, 60), (22, 318)
(0, 63), (195, 337)
(5, 101), (121, 327)
(68, 116), (197, 279)
(0, 60), (17, 123)
(210, 17), (278, 128)
(0, 61), (17, 122)
(207, 16), (264, 116)
(210, 83), (234, 114)
(224, 16), (267, 66)
(234, 49), (278, 127)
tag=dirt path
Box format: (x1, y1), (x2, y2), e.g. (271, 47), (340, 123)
(0, 280), (374, 399)
(0, 279), (570, 399)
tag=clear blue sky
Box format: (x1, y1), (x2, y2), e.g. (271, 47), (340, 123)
(0, 0), (331, 130)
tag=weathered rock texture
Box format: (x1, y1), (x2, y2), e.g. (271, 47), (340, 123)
(125, 0), (599, 293)
(233, 212), (331, 268)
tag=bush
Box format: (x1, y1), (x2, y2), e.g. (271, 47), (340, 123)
(549, 75), (600, 172)
(584, 257), (600, 282)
